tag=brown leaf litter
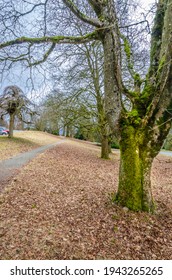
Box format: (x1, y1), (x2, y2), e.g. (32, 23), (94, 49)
(0, 139), (171, 259)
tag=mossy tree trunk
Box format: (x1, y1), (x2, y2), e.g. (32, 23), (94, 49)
(116, 126), (154, 212)
(116, 110), (171, 212)
(103, 0), (172, 212)
(101, 134), (109, 159)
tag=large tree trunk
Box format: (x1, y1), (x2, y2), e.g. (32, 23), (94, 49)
(116, 126), (154, 212)
(9, 113), (15, 138)
(102, 30), (122, 133)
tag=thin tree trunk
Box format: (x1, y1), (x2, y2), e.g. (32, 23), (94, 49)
(21, 120), (24, 130)
(116, 126), (154, 212)
(63, 126), (66, 136)
(101, 135), (110, 159)
(108, 137), (112, 154)
(66, 125), (70, 137)
(9, 113), (15, 138)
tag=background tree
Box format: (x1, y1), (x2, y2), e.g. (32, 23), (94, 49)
(38, 88), (98, 140)
(0, 85), (35, 137)
(50, 39), (112, 158)
(0, 0), (172, 212)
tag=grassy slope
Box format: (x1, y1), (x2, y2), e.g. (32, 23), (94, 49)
(0, 131), (61, 161)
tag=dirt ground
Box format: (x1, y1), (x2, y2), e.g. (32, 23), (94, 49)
(0, 139), (172, 260)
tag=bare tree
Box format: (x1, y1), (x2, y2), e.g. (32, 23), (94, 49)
(39, 87), (98, 139)
(0, 0), (172, 212)
(73, 42), (112, 159)
(50, 40), (112, 158)
(0, 85), (35, 137)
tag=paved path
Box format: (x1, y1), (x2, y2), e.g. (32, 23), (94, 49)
(112, 149), (172, 157)
(112, 148), (172, 157)
(159, 150), (172, 157)
(0, 140), (65, 190)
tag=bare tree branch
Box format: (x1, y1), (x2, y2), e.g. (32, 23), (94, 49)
(0, 31), (99, 49)
(62, 0), (102, 27)
(29, 43), (56, 66)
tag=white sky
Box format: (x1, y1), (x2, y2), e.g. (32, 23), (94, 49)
(141, 0), (156, 5)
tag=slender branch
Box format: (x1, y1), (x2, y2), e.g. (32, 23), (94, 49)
(150, 116), (172, 131)
(0, 53), (29, 63)
(120, 20), (150, 33)
(62, 0), (102, 27)
(16, 1), (48, 18)
(29, 43), (56, 66)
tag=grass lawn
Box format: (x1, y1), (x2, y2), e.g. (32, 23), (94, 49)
(0, 131), (61, 161)
(0, 138), (172, 260)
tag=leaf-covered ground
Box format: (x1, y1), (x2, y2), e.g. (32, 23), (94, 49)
(0, 139), (172, 259)
(0, 131), (61, 161)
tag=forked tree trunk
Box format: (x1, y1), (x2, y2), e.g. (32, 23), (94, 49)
(116, 126), (154, 212)
(9, 113), (15, 138)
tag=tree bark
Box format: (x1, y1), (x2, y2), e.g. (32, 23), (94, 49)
(66, 125), (70, 137)
(116, 126), (154, 212)
(62, 125), (66, 136)
(101, 135), (110, 159)
(9, 113), (15, 138)
(108, 137), (112, 154)
(102, 29), (122, 134)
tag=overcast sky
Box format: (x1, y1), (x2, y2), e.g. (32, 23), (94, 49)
(141, 0), (155, 5)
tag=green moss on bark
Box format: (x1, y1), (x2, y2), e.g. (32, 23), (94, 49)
(116, 125), (154, 212)
(116, 126), (143, 210)
(101, 135), (110, 159)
